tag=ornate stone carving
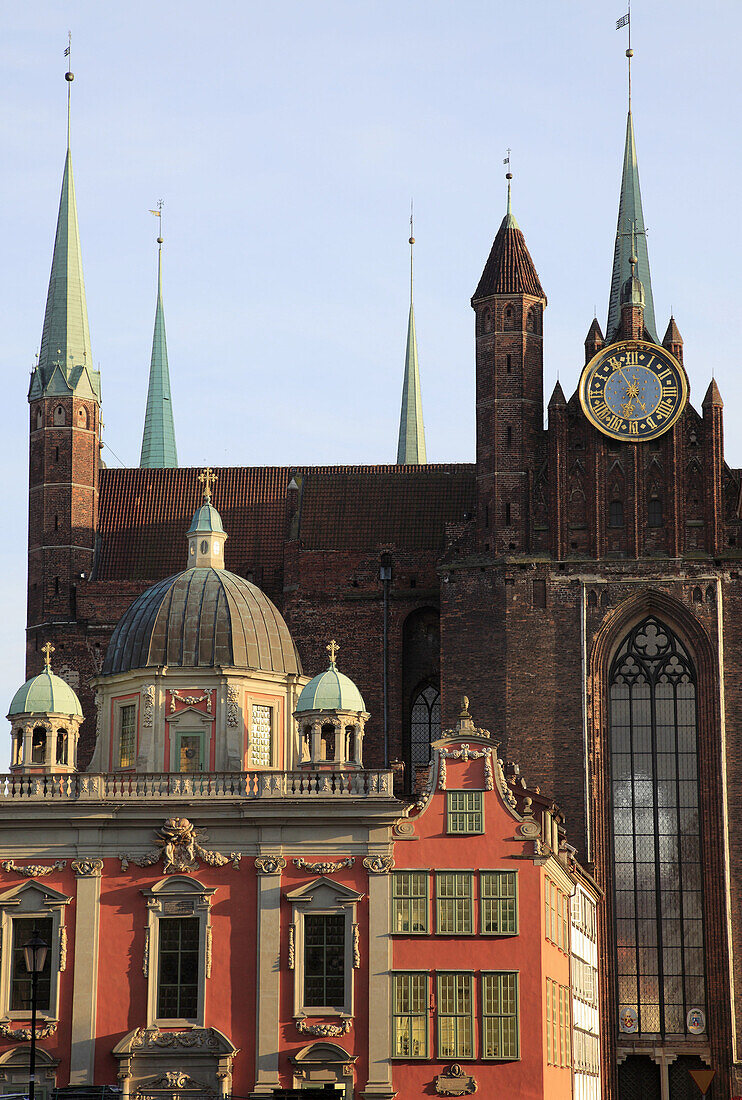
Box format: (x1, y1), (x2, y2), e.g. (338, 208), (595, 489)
(71, 858), (103, 877)
(143, 927), (150, 977)
(254, 855), (286, 875)
(119, 819), (240, 874)
(226, 687), (239, 728)
(353, 923), (360, 968)
(137, 1072), (215, 1098)
(293, 857), (354, 874)
(130, 1026), (222, 1050)
(363, 855), (394, 874)
(142, 684), (155, 727)
(288, 924), (295, 969)
(59, 925), (67, 971)
(94, 690), (103, 739)
(434, 1063), (477, 1095)
(170, 690), (212, 713)
(0, 860), (66, 877)
(519, 821), (541, 839)
(0, 1021), (57, 1041)
(206, 925), (213, 979)
(296, 1016), (352, 1037)
(438, 754), (447, 789)
(393, 818), (415, 838)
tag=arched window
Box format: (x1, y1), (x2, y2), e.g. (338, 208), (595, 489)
(410, 685), (440, 788)
(402, 608), (440, 791)
(610, 617), (705, 1036)
(53, 405), (65, 426)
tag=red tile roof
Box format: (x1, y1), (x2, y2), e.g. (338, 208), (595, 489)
(96, 464), (476, 592)
(472, 216), (546, 303)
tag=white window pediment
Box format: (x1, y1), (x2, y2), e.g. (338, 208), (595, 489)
(286, 877), (362, 1021)
(0, 881), (70, 1023)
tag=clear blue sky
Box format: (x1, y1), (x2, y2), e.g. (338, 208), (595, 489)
(2, 1), (741, 760)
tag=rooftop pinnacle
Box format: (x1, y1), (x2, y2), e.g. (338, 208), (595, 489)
(396, 226), (427, 465)
(606, 112), (658, 344)
(472, 182), (546, 303)
(140, 235), (178, 468)
(31, 70), (100, 404)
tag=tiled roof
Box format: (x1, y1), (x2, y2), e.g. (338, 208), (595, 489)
(96, 464), (476, 590)
(472, 213), (546, 303)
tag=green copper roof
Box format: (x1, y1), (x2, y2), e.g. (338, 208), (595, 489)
(396, 301), (427, 464)
(8, 668), (82, 718)
(606, 111), (658, 344)
(296, 661), (366, 714)
(140, 245), (178, 468)
(187, 501), (225, 536)
(30, 146), (100, 403)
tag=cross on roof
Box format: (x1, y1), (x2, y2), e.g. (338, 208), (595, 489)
(326, 639), (339, 665)
(198, 467), (217, 503)
(42, 642), (55, 670)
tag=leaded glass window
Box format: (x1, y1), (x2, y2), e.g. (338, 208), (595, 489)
(11, 918), (53, 1012)
(482, 972), (519, 1059)
(250, 704), (272, 767)
(610, 616), (706, 1036)
(304, 914), (345, 1008)
(437, 973), (473, 1058)
(392, 872), (429, 933)
(436, 873), (473, 934)
(481, 872), (517, 934)
(410, 685), (440, 787)
(118, 703), (136, 768)
(157, 917), (199, 1020)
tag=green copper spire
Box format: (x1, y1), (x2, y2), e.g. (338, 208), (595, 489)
(30, 68), (100, 404)
(396, 219), (427, 465)
(606, 110), (658, 344)
(140, 230), (178, 468)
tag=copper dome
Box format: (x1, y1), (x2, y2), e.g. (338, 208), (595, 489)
(103, 568), (301, 676)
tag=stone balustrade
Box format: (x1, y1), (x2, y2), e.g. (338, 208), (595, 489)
(0, 770), (394, 801)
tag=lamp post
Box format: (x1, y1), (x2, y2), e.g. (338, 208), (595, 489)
(23, 929), (48, 1100)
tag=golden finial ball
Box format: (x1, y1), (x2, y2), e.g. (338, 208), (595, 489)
(157, 237), (163, 244)
(506, 172), (513, 180)
(65, 71), (74, 82)
(409, 237), (415, 245)
(626, 48), (633, 58)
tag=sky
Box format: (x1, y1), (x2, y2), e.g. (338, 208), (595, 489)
(2, 1), (742, 762)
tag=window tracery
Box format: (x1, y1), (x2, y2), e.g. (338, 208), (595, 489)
(610, 617), (706, 1036)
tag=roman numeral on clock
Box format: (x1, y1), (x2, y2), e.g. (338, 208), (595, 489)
(657, 399), (674, 417)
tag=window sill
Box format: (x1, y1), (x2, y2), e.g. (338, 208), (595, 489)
(153, 1017), (203, 1028)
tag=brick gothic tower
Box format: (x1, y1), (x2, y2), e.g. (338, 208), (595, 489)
(471, 178), (547, 552)
(26, 71), (101, 686)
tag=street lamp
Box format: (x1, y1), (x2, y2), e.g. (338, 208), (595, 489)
(22, 930), (48, 1100)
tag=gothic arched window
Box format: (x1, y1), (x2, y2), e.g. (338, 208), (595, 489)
(410, 685), (440, 788)
(609, 499), (624, 528)
(610, 617), (705, 1036)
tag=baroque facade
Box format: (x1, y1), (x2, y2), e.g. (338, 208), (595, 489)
(16, 59), (742, 1099)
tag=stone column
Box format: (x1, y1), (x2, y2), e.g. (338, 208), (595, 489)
(361, 865), (395, 1098)
(69, 859), (103, 1084)
(252, 854), (286, 1096)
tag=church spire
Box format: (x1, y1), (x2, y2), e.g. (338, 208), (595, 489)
(396, 211), (427, 465)
(140, 209), (178, 468)
(606, 34), (658, 344)
(31, 63), (99, 403)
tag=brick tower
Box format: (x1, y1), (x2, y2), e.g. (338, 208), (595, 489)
(471, 175), (547, 552)
(26, 70), (101, 704)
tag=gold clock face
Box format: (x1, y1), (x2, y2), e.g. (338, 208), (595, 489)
(578, 340), (689, 442)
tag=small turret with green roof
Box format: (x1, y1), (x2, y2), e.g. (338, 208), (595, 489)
(7, 643), (82, 774)
(186, 468), (227, 569)
(295, 641), (369, 768)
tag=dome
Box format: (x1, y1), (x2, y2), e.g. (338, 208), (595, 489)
(187, 502), (225, 535)
(296, 663), (366, 714)
(621, 272), (645, 308)
(9, 668), (82, 718)
(103, 568), (302, 676)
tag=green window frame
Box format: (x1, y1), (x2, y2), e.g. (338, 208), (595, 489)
(436, 873), (473, 935)
(437, 972), (474, 1059)
(118, 703), (136, 768)
(446, 791), (484, 834)
(392, 972), (428, 1058)
(157, 916), (200, 1020)
(392, 872), (429, 934)
(481, 871), (518, 935)
(482, 971), (519, 1060)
